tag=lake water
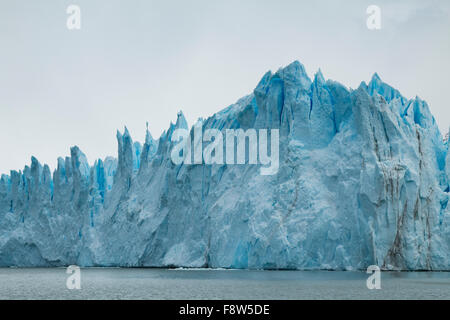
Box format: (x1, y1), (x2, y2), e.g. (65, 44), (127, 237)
(0, 268), (448, 300)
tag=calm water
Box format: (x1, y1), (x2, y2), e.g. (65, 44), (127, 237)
(0, 268), (448, 300)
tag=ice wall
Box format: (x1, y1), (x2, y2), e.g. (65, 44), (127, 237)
(0, 61), (448, 270)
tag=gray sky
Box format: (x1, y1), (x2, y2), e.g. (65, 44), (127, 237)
(1, 0), (449, 174)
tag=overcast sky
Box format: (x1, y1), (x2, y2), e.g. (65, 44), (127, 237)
(0, 0), (449, 174)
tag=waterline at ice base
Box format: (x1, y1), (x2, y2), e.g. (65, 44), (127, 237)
(0, 61), (449, 271)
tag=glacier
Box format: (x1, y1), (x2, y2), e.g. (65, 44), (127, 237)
(0, 61), (449, 270)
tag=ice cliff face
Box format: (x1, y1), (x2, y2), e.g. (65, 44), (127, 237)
(0, 61), (449, 270)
